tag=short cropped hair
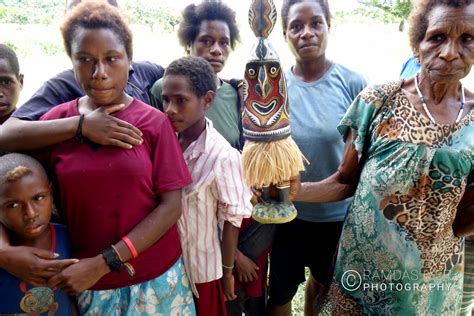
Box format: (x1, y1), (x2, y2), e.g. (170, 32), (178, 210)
(178, 1), (240, 50)
(281, 0), (331, 30)
(0, 153), (47, 183)
(60, 0), (133, 59)
(0, 44), (20, 78)
(408, 0), (473, 49)
(164, 56), (217, 97)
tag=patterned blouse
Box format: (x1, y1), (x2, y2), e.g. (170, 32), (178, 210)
(323, 81), (474, 315)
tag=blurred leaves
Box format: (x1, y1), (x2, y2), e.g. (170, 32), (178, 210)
(358, 0), (412, 30)
(0, 0), (181, 33)
(0, 0), (63, 24)
(122, 0), (181, 33)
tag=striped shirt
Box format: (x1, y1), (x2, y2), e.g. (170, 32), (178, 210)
(178, 119), (252, 297)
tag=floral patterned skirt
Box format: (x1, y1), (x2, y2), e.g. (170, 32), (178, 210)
(77, 257), (196, 315)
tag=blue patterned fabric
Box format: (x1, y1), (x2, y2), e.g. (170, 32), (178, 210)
(0, 224), (73, 315)
(77, 258), (196, 315)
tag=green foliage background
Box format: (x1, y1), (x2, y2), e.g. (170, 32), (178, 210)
(0, 0), (64, 24)
(0, 0), (181, 32)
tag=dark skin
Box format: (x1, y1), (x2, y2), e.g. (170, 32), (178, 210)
(189, 19), (257, 299)
(294, 4), (474, 245)
(0, 58), (23, 125)
(268, 2), (334, 315)
(283, 1), (332, 83)
(162, 74), (238, 301)
(0, 0), (142, 151)
(0, 170), (80, 314)
(1, 26), (181, 295)
(189, 20), (231, 87)
(0, 105), (143, 152)
(46, 27), (185, 295)
(0, 178), (77, 286)
(291, 8), (474, 314)
(0, 171), (79, 286)
(48, 189), (182, 294)
(0, 0), (142, 287)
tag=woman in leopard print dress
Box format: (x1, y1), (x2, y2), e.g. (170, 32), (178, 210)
(294, 0), (474, 314)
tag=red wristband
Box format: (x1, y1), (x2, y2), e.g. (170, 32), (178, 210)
(122, 236), (138, 258)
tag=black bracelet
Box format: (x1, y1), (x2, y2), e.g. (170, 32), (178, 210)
(101, 246), (136, 276)
(101, 246), (122, 273)
(76, 114), (85, 143)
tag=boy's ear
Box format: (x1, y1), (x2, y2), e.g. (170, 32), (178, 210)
(18, 73), (24, 89)
(203, 90), (216, 110)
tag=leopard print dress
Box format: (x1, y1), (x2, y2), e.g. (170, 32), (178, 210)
(322, 81), (474, 315)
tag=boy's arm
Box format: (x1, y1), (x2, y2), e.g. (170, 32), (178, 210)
(234, 248), (259, 283)
(221, 221), (239, 302)
(214, 149), (253, 300)
(0, 224), (78, 286)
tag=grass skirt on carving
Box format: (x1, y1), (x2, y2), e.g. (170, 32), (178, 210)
(241, 136), (307, 188)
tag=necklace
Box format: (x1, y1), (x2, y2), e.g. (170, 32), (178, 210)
(414, 74), (465, 124)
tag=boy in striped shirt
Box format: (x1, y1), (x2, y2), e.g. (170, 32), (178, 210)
(161, 56), (252, 316)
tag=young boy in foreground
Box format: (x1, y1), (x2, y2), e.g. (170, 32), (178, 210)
(161, 56), (252, 315)
(0, 153), (76, 315)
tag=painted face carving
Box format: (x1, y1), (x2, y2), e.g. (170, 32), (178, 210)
(242, 60), (290, 141)
(242, 0), (291, 142)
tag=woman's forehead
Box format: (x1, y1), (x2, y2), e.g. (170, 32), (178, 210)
(426, 3), (474, 28)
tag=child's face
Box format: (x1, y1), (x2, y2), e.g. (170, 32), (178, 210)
(0, 172), (52, 242)
(162, 74), (211, 133)
(70, 27), (131, 107)
(190, 20), (231, 75)
(0, 58), (23, 120)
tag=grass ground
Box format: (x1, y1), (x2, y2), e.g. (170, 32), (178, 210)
(292, 270), (308, 315)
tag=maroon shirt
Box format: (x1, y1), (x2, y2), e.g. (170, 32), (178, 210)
(41, 99), (192, 290)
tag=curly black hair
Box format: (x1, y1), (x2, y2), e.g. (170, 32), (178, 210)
(164, 56), (217, 97)
(408, 0), (473, 50)
(177, 0), (240, 50)
(281, 0), (331, 31)
(60, 0), (132, 59)
(0, 44), (20, 78)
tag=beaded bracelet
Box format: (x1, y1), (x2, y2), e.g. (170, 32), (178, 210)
(111, 244), (124, 262)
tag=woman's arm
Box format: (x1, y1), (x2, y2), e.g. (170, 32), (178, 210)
(295, 133), (360, 203)
(48, 189), (182, 294)
(221, 221), (239, 302)
(453, 187), (474, 237)
(0, 104), (143, 151)
(0, 224), (79, 286)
